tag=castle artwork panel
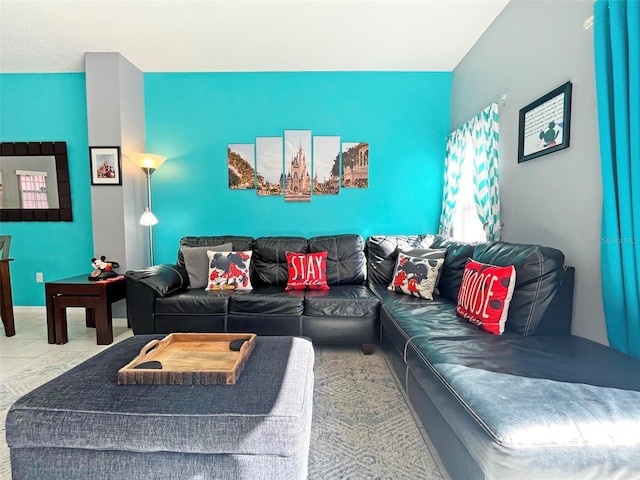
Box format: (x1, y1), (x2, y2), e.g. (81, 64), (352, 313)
(341, 142), (369, 189)
(228, 144), (256, 190)
(256, 137), (284, 196)
(284, 130), (312, 202)
(313, 136), (340, 195)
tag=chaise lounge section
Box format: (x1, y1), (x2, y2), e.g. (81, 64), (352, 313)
(369, 234), (640, 480)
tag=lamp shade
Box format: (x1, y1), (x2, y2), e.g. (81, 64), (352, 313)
(140, 208), (158, 226)
(129, 153), (167, 170)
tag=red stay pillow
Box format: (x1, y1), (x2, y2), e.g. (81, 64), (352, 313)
(456, 259), (516, 335)
(285, 251), (330, 291)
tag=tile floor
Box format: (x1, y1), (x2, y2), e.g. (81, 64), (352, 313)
(0, 307), (375, 382)
(0, 306), (133, 381)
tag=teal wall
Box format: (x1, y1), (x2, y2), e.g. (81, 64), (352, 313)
(145, 72), (451, 264)
(0, 74), (93, 306)
(0, 71), (451, 305)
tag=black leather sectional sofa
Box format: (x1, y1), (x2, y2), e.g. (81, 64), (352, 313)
(125, 233), (640, 479)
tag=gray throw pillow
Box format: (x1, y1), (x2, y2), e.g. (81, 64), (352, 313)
(183, 243), (233, 289)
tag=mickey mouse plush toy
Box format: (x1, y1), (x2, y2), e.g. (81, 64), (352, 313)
(88, 256), (120, 281)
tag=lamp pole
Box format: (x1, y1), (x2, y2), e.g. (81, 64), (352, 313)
(129, 153), (166, 267)
(144, 167), (155, 266)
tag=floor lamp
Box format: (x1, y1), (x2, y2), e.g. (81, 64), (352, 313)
(129, 153), (167, 266)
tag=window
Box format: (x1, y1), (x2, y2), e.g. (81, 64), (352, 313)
(17, 170), (49, 209)
(450, 142), (486, 243)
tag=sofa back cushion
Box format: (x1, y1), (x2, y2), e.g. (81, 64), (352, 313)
(178, 236), (254, 268)
(365, 234), (435, 285)
(472, 241), (566, 336)
(309, 234), (366, 285)
(253, 237), (308, 287)
(430, 235), (477, 302)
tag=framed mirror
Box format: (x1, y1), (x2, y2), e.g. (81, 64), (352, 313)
(0, 142), (73, 221)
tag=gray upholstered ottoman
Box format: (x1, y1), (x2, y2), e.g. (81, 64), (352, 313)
(6, 335), (314, 480)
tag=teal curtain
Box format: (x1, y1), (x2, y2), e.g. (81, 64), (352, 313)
(438, 128), (466, 236)
(439, 104), (501, 240)
(595, 0), (640, 356)
(472, 103), (501, 241)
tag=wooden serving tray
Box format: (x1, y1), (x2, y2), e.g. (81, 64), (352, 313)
(117, 333), (257, 385)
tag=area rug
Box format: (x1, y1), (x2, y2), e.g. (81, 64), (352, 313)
(309, 351), (444, 479)
(0, 348), (444, 480)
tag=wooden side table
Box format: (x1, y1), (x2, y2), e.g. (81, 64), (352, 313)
(0, 258), (16, 337)
(45, 274), (127, 345)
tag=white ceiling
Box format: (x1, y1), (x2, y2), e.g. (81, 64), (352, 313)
(0, 0), (510, 73)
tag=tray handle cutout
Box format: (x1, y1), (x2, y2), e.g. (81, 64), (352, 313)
(140, 339), (161, 356)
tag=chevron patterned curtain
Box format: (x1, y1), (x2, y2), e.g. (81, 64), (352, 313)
(439, 104), (500, 240)
(472, 103), (501, 241)
(438, 127), (467, 236)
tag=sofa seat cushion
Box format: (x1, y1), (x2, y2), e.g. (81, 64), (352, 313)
(304, 285), (379, 317)
(228, 286), (305, 316)
(378, 285), (510, 365)
(428, 363), (640, 479)
(370, 282), (428, 304)
(156, 289), (229, 315)
(380, 292), (489, 344)
(407, 333), (640, 390)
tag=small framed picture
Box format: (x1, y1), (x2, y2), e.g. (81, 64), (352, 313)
(518, 81), (572, 163)
(90, 146), (122, 185)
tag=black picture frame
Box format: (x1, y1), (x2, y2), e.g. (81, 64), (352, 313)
(518, 81), (572, 163)
(0, 141), (73, 222)
(89, 146), (122, 185)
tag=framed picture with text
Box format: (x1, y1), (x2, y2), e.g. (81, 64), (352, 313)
(517, 81), (572, 163)
(89, 146), (122, 185)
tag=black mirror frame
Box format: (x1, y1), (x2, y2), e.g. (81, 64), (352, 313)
(0, 141), (73, 221)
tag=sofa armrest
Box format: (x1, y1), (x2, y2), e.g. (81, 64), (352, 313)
(125, 279), (157, 334)
(125, 264), (189, 297)
(535, 266), (575, 335)
(124, 264), (189, 335)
